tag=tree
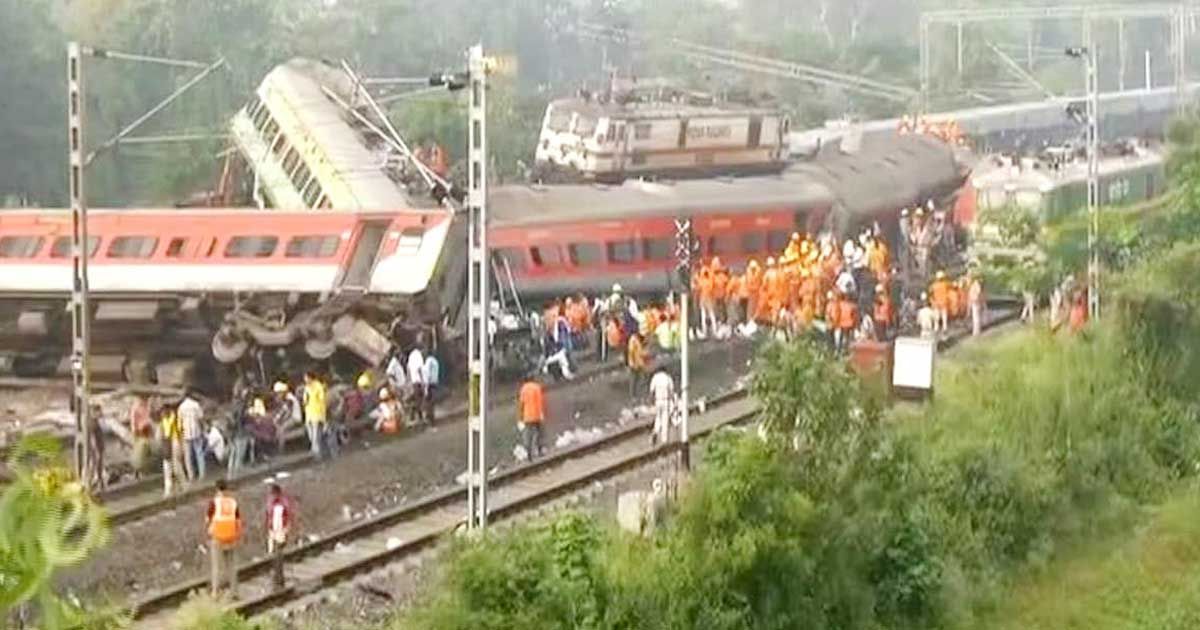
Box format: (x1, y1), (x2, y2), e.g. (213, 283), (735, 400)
(0, 435), (117, 629)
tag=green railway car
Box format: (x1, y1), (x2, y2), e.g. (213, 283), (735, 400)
(973, 148), (1166, 223)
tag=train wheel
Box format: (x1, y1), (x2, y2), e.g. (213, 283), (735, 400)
(212, 331), (249, 364)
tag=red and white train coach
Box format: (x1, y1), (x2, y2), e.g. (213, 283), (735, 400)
(0, 208), (461, 380)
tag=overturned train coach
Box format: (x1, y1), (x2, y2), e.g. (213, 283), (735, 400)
(0, 134), (962, 384)
(0, 208), (467, 384)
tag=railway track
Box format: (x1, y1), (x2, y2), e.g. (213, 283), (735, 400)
(95, 344), (727, 527)
(130, 387), (758, 626)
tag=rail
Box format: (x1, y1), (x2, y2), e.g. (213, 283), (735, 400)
(130, 386), (755, 623)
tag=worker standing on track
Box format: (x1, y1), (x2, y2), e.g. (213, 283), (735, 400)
(518, 375), (546, 461)
(696, 263), (716, 338)
(930, 271), (952, 333)
(372, 387), (403, 433)
(712, 258), (729, 333)
(874, 285), (894, 341)
(918, 293), (937, 339)
(129, 394), (152, 479)
(744, 259), (762, 324)
(207, 479), (243, 598)
(407, 345), (426, 424)
(626, 331), (648, 403)
(264, 482), (293, 589)
(178, 391), (205, 483)
(967, 274), (985, 337)
(273, 381), (301, 456)
(303, 372), (329, 460)
(422, 351), (440, 424)
(159, 404), (183, 497)
(649, 367), (676, 445)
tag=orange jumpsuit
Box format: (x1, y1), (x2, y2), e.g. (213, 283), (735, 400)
(930, 279), (952, 313)
(761, 267), (785, 322)
(838, 299), (859, 332)
(713, 269), (729, 319)
(745, 265), (763, 322)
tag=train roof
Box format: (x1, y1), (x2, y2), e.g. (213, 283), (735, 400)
(490, 173), (833, 226)
(492, 134), (961, 226)
(547, 96), (782, 121)
(971, 146), (1165, 191)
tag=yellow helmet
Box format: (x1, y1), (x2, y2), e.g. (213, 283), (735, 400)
(357, 372), (373, 390)
(273, 381), (289, 394)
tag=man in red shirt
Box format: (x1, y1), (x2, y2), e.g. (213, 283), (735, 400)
(518, 375), (547, 461)
(264, 483), (294, 589)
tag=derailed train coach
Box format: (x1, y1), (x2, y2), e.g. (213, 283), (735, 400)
(491, 133), (967, 299)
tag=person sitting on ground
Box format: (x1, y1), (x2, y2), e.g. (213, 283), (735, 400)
(372, 387), (403, 434)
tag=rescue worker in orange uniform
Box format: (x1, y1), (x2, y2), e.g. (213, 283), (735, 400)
(744, 259), (763, 324)
(760, 257), (784, 324)
(727, 272), (744, 325)
(868, 236), (890, 279)
(947, 280), (962, 322)
(605, 316), (625, 361)
(929, 270), (952, 333)
(207, 479), (243, 597)
(711, 258), (729, 331)
(836, 292), (859, 352)
(824, 290), (840, 336)
(696, 264), (716, 337)
(873, 285), (894, 340)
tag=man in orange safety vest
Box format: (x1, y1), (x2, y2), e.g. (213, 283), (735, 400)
(207, 479), (244, 597)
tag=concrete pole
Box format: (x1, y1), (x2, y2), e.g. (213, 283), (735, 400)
(956, 21), (964, 78)
(679, 291), (690, 471)
(67, 42), (93, 490)
(1118, 18), (1126, 91)
(466, 44), (490, 530)
(1086, 46), (1101, 321)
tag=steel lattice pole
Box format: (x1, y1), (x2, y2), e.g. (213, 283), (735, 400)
(67, 42), (93, 490)
(466, 44), (490, 530)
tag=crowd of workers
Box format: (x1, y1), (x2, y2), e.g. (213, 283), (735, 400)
(898, 114), (967, 146)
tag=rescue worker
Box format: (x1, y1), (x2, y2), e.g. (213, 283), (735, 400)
(967, 274), (985, 336)
(159, 404), (183, 498)
(422, 351), (440, 423)
(712, 258), (730, 333)
(626, 331), (648, 402)
(1069, 289), (1088, 333)
(648, 367), (676, 446)
(518, 374), (546, 461)
(272, 381), (301, 456)
(406, 345), (426, 423)
(128, 394), (152, 479)
(744, 259), (763, 323)
(836, 291), (859, 353)
(605, 315), (625, 362)
(373, 387), (403, 433)
(207, 479), (243, 598)
(929, 271), (952, 333)
(303, 371), (328, 460)
(760, 257), (782, 323)
(873, 285), (894, 340)
(264, 483), (293, 589)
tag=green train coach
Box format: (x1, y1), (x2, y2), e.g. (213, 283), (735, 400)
(971, 146), (1166, 223)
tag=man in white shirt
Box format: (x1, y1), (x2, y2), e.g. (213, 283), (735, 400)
(648, 368), (676, 445)
(421, 352), (440, 423)
(178, 393), (206, 482)
(917, 293), (937, 339)
(386, 351), (407, 393)
(407, 347), (426, 422)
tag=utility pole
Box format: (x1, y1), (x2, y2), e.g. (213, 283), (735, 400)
(67, 42), (93, 489)
(1068, 44), (1101, 320)
(465, 44), (491, 530)
(674, 218), (695, 471)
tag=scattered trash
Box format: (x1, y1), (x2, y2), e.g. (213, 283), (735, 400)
(170, 561), (183, 572)
(342, 505), (353, 521)
(307, 534), (320, 543)
(334, 542), (354, 554)
(386, 537), (403, 550)
(455, 471), (472, 485)
(554, 427), (604, 449)
(513, 445), (529, 462)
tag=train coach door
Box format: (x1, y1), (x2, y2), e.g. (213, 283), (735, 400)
(748, 116), (763, 149)
(340, 221), (389, 291)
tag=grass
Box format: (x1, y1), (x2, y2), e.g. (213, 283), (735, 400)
(976, 486), (1200, 630)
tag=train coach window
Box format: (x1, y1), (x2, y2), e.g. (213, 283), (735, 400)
(49, 236), (99, 258)
(740, 232), (765, 254)
(707, 234), (737, 257)
(494, 247), (527, 272)
(0, 236), (44, 258)
(302, 179), (323, 208)
(767, 230), (790, 252)
(282, 148), (301, 176)
(634, 123), (652, 140)
(530, 245), (563, 267)
(642, 237), (672, 262)
(107, 236), (158, 258)
(253, 104), (271, 131)
(225, 236), (278, 258)
(567, 242), (601, 267)
(285, 235), (339, 258)
(606, 240), (636, 264)
(165, 238), (188, 257)
(292, 164), (313, 192)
